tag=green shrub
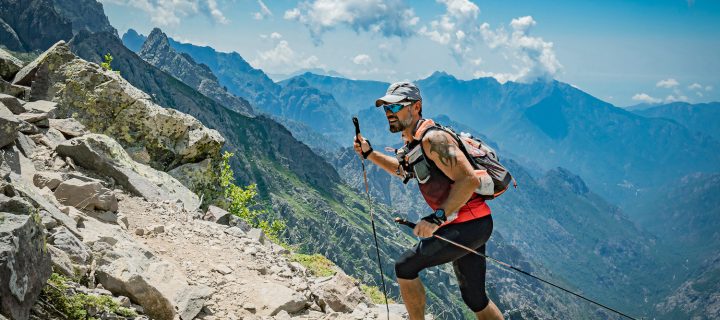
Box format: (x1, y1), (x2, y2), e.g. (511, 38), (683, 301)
(40, 273), (137, 319)
(361, 284), (395, 304)
(291, 253), (337, 277)
(219, 151), (286, 242)
(100, 53), (120, 75)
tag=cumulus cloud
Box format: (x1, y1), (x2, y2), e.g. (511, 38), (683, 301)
(253, 0), (272, 20)
(631, 93), (661, 104)
(656, 78), (679, 88)
(250, 39), (324, 73)
(352, 54), (372, 65)
(665, 94), (689, 103)
(688, 83), (703, 90)
(477, 16), (562, 83)
(259, 32), (283, 40)
(419, 0), (480, 63)
(283, 0), (419, 44)
(102, 0), (229, 25)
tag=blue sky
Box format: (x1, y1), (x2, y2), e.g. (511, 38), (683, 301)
(101, 0), (720, 106)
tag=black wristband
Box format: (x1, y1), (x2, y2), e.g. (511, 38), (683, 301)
(421, 212), (446, 226)
(362, 140), (374, 159)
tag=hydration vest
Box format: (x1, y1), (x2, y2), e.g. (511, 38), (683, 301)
(396, 119), (516, 201)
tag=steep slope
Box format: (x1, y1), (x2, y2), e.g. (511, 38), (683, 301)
(0, 0), (73, 52)
(632, 101), (720, 140)
(51, 0), (117, 36)
(138, 28), (253, 117)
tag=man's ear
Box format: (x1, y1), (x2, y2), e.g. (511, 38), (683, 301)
(413, 100), (422, 114)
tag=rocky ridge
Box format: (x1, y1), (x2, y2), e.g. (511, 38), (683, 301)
(0, 45), (408, 319)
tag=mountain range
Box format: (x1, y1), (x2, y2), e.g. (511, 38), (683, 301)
(0, 1), (715, 317)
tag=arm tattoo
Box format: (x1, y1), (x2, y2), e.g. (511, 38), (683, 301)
(428, 133), (457, 168)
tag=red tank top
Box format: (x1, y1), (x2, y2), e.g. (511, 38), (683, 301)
(411, 119), (491, 226)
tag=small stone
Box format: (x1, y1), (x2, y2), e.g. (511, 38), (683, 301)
(212, 264), (233, 275)
(151, 224), (164, 233)
(135, 228), (145, 236)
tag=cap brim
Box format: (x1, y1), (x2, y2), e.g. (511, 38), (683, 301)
(375, 94), (405, 107)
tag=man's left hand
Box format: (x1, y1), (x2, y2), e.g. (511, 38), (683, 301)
(414, 219), (440, 238)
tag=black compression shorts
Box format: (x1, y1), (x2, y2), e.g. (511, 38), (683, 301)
(394, 215), (494, 312)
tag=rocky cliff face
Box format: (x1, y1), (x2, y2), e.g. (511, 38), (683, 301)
(138, 28), (253, 117)
(0, 0), (73, 52)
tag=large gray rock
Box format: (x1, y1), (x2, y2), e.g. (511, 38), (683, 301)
(0, 80), (29, 100)
(26, 41), (224, 173)
(53, 178), (118, 212)
(0, 94), (25, 115)
(0, 104), (20, 149)
(49, 118), (86, 137)
(83, 218), (211, 320)
(48, 226), (91, 266)
(22, 101), (57, 119)
(15, 133), (36, 158)
(0, 49), (22, 80)
(56, 134), (200, 210)
(245, 282), (307, 316)
(0, 212), (52, 320)
(203, 205), (232, 225)
(12, 41), (74, 87)
(311, 272), (369, 313)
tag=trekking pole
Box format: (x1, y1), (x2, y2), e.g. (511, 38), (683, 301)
(353, 116), (391, 320)
(394, 218), (640, 320)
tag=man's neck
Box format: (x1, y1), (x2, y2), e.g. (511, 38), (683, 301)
(401, 118), (422, 143)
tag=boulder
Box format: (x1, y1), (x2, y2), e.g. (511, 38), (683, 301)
(44, 127), (66, 149)
(49, 118), (86, 137)
(49, 226), (91, 266)
(203, 205), (232, 225)
(15, 112), (48, 127)
(23, 101), (57, 119)
(0, 213), (52, 320)
(26, 42), (223, 173)
(9, 175), (82, 238)
(311, 272), (369, 313)
(17, 120), (40, 135)
(0, 104), (20, 149)
(0, 94), (26, 115)
(0, 79), (30, 100)
(15, 133), (36, 158)
(245, 282), (307, 316)
(33, 171), (64, 191)
(47, 245), (75, 278)
(56, 134), (200, 210)
(0, 194), (34, 215)
(53, 178), (118, 212)
(248, 228), (266, 245)
(83, 218), (211, 320)
(0, 49), (23, 80)
(12, 41), (75, 87)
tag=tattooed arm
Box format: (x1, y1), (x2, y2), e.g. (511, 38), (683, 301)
(421, 130), (481, 215)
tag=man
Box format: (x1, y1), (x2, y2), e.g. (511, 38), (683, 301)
(353, 82), (503, 320)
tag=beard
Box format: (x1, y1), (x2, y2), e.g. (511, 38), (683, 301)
(388, 116), (413, 133)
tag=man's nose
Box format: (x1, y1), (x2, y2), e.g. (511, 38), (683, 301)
(385, 108), (393, 116)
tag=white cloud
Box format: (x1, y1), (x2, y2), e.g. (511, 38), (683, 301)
(259, 32), (282, 40)
(477, 16), (562, 83)
(706, 85), (714, 91)
(696, 91), (704, 97)
(101, 0), (228, 26)
(283, 0), (419, 44)
(631, 93), (661, 104)
(419, 0), (480, 63)
(253, 0), (272, 20)
(688, 83), (703, 90)
(352, 54), (372, 65)
(250, 39), (324, 73)
(656, 78), (679, 88)
(665, 94), (689, 103)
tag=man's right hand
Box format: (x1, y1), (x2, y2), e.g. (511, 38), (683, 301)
(353, 134), (373, 159)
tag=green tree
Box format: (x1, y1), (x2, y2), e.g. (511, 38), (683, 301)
(100, 53), (120, 74)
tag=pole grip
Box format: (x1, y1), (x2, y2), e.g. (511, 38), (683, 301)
(394, 218), (416, 229)
(352, 116), (361, 136)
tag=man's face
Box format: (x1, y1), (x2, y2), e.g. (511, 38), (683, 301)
(384, 101), (416, 133)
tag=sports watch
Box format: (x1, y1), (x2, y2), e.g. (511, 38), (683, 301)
(421, 209), (447, 226)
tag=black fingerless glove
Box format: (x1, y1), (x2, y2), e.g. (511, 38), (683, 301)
(361, 139), (374, 159)
(421, 210), (446, 226)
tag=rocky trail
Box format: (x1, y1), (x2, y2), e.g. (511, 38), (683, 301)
(0, 43), (409, 320)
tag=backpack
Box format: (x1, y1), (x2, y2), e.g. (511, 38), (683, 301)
(398, 119), (516, 200)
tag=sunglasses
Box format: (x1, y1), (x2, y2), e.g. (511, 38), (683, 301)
(382, 101), (414, 113)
